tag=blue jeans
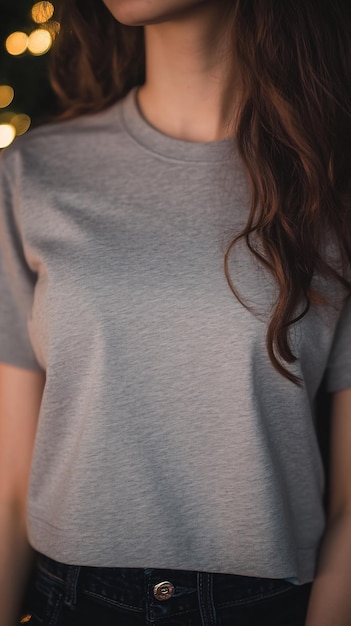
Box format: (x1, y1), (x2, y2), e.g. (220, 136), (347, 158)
(26, 552), (312, 625)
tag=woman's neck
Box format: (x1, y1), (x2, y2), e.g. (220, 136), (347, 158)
(138, 3), (239, 143)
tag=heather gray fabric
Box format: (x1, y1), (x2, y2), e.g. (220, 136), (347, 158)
(0, 86), (350, 585)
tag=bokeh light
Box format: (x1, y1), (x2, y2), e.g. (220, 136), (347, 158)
(0, 124), (16, 149)
(31, 1), (55, 24)
(10, 113), (31, 135)
(5, 32), (28, 56)
(0, 86), (14, 108)
(27, 28), (52, 55)
(44, 20), (60, 39)
(10, 114), (32, 136)
(0, 111), (14, 125)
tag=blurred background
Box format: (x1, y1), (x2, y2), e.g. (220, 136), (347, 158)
(0, 0), (58, 150)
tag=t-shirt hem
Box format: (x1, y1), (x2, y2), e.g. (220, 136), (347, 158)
(27, 513), (316, 585)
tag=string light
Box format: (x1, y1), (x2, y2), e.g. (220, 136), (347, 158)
(27, 28), (52, 55)
(0, 86), (14, 108)
(0, 124), (16, 149)
(5, 32), (28, 56)
(31, 1), (55, 24)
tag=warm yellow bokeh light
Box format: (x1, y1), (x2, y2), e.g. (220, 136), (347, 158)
(0, 111), (14, 125)
(31, 1), (55, 24)
(10, 114), (31, 136)
(5, 32), (28, 56)
(27, 28), (52, 55)
(0, 124), (16, 149)
(44, 20), (60, 39)
(0, 86), (14, 109)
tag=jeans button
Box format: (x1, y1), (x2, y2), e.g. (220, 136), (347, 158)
(153, 581), (175, 601)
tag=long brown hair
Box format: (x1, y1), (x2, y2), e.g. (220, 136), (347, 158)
(51, 0), (351, 384)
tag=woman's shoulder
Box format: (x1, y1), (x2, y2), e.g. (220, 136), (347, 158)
(1, 97), (126, 174)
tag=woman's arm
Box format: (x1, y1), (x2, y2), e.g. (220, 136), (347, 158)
(0, 363), (45, 626)
(306, 387), (351, 626)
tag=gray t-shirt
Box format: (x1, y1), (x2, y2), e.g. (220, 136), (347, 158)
(0, 86), (350, 585)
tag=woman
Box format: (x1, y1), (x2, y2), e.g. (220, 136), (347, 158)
(0, 0), (350, 624)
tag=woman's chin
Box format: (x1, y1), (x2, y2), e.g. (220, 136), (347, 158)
(101, 0), (210, 27)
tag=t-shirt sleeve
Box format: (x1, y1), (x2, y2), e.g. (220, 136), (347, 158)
(326, 295), (351, 392)
(0, 153), (43, 371)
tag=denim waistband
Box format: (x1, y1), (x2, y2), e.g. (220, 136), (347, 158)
(35, 552), (298, 612)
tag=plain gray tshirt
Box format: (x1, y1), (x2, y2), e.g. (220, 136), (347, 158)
(0, 87), (350, 585)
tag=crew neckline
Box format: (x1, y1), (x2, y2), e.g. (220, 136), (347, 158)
(120, 86), (236, 163)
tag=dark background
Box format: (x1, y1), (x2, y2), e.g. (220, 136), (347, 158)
(0, 0), (56, 136)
